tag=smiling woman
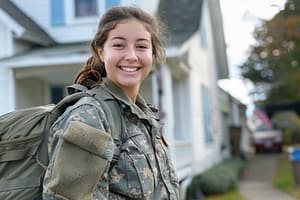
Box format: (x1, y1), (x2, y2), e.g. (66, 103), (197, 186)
(97, 19), (153, 101)
(42, 6), (179, 200)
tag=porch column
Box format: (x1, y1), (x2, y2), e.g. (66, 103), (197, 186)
(160, 65), (176, 159)
(0, 68), (15, 114)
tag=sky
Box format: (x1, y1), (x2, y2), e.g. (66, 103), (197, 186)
(218, 0), (286, 111)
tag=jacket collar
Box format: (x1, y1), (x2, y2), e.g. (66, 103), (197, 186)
(100, 78), (161, 136)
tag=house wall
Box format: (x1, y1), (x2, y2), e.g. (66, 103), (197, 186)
(140, 0), (229, 182)
(206, 0), (229, 159)
(0, 69), (15, 115)
(0, 13), (14, 114)
(10, 0), (159, 44)
(0, 20), (13, 58)
(181, 0), (228, 178)
(0, 9), (34, 58)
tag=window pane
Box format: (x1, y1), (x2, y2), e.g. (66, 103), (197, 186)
(201, 84), (213, 144)
(51, 86), (64, 104)
(105, 0), (120, 10)
(75, 0), (97, 17)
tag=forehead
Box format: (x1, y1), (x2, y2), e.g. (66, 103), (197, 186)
(108, 19), (151, 40)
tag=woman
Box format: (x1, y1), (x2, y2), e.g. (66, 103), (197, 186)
(43, 6), (179, 200)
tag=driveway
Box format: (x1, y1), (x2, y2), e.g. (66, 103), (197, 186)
(238, 153), (295, 200)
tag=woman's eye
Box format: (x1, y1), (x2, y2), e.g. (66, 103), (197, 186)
(137, 45), (148, 49)
(113, 44), (124, 48)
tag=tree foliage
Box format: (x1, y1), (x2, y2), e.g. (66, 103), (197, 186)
(240, 0), (300, 105)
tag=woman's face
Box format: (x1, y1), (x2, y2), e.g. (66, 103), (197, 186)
(98, 19), (153, 93)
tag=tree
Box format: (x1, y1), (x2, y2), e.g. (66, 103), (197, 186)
(240, 0), (300, 105)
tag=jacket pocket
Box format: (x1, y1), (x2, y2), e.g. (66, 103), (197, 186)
(109, 137), (154, 199)
(130, 154), (154, 196)
(47, 121), (114, 200)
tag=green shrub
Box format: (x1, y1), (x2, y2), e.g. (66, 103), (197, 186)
(186, 157), (244, 199)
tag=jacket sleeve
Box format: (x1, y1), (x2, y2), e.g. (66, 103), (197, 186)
(42, 103), (115, 200)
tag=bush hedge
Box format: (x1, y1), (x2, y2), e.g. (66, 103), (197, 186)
(186, 157), (244, 199)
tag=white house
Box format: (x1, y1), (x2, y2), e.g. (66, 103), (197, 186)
(0, 0), (234, 198)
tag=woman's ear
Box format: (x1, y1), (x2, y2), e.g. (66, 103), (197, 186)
(97, 48), (104, 62)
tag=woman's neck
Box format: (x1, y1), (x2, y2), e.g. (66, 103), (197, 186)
(121, 85), (140, 103)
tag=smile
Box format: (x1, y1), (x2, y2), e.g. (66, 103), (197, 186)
(119, 66), (140, 72)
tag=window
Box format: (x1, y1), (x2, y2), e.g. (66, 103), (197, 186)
(74, 0), (121, 18)
(172, 78), (191, 141)
(199, 2), (207, 49)
(105, 0), (120, 10)
(201, 84), (213, 144)
(200, 17), (207, 48)
(74, 0), (98, 17)
(51, 86), (64, 104)
(53, 0), (123, 25)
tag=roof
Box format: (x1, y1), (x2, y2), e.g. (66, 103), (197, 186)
(0, 0), (55, 46)
(0, 42), (89, 68)
(157, 0), (203, 46)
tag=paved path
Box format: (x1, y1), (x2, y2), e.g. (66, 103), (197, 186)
(238, 153), (295, 200)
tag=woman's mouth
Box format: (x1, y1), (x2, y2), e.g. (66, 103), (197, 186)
(119, 66), (140, 72)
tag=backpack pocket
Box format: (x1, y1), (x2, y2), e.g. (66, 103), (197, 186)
(47, 121), (114, 200)
(0, 134), (44, 200)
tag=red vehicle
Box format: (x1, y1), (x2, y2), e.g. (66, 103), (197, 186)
(251, 126), (283, 153)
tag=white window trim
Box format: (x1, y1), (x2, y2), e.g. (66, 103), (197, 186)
(64, 0), (146, 25)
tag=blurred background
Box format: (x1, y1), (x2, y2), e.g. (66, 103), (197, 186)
(1, 0), (300, 199)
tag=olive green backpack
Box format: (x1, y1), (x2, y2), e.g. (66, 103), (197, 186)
(0, 85), (122, 200)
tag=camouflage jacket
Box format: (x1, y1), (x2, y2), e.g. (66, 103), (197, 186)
(43, 79), (179, 200)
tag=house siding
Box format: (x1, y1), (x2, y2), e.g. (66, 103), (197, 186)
(0, 20), (13, 58)
(10, 0), (159, 44)
(0, 68), (15, 114)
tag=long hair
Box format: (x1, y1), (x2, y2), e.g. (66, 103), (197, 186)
(73, 6), (166, 88)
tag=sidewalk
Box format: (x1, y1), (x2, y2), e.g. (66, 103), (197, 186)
(238, 153), (295, 200)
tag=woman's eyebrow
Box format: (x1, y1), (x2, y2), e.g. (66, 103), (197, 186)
(137, 38), (151, 43)
(110, 37), (150, 43)
(111, 36), (125, 41)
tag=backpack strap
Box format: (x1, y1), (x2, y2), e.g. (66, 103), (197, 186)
(67, 83), (125, 163)
(37, 91), (93, 168)
(66, 84), (88, 95)
(92, 90), (124, 163)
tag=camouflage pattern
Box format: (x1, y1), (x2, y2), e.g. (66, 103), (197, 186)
(43, 78), (179, 199)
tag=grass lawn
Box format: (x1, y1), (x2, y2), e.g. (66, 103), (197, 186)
(273, 153), (300, 199)
(205, 188), (246, 200)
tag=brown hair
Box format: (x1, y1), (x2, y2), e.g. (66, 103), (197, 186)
(74, 6), (166, 88)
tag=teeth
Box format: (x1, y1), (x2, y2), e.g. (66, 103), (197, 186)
(121, 67), (138, 72)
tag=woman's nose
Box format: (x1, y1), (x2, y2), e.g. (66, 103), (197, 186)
(125, 47), (138, 61)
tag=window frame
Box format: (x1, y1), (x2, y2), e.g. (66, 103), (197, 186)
(65, 0), (105, 25)
(74, 0), (98, 18)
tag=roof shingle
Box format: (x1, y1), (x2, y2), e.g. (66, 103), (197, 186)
(157, 0), (203, 46)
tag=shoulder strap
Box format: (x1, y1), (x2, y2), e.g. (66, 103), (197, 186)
(66, 84), (88, 95)
(67, 83), (124, 162)
(38, 91), (92, 167)
(93, 93), (124, 162)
